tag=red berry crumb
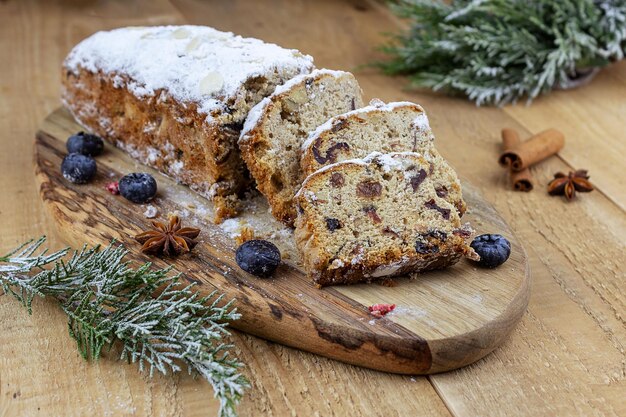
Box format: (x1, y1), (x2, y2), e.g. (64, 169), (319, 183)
(368, 303), (396, 318)
(105, 181), (119, 195)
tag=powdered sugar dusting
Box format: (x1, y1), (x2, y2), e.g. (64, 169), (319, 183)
(157, 185), (300, 264)
(388, 305), (428, 319)
(366, 152), (426, 172)
(240, 96), (271, 138)
(219, 218), (245, 238)
(351, 246), (366, 265)
(64, 25), (314, 121)
(115, 140), (195, 190)
(412, 112), (431, 131)
(270, 68), (348, 97)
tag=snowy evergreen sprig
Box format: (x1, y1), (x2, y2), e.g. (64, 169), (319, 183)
(378, 0), (626, 105)
(0, 237), (249, 417)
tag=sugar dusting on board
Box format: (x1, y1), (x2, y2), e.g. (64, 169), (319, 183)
(386, 305), (438, 328)
(158, 186), (301, 265)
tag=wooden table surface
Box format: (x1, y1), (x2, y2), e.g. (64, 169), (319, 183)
(1, 1), (624, 416)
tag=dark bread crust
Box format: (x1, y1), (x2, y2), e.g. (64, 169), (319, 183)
(294, 156), (473, 287)
(62, 68), (248, 222)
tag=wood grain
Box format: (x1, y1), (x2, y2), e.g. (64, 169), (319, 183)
(34, 107), (529, 375)
(1, 0), (625, 416)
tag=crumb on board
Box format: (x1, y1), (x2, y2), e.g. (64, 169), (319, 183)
(234, 226), (255, 245)
(377, 277), (397, 287)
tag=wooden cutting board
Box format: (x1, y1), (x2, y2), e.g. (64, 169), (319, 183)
(34, 107), (530, 375)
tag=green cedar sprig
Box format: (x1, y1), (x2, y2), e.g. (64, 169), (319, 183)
(0, 237), (249, 417)
(377, 0), (626, 105)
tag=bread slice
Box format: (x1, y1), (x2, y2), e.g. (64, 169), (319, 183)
(239, 69), (364, 225)
(62, 25), (314, 223)
(294, 152), (475, 286)
(301, 100), (466, 215)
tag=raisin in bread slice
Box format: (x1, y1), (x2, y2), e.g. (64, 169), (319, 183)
(239, 69), (364, 225)
(294, 152), (475, 286)
(301, 100), (466, 215)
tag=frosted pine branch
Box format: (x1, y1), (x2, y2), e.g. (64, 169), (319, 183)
(0, 237), (248, 417)
(378, 0), (626, 105)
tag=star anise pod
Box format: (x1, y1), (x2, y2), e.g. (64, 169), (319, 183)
(135, 215), (200, 256)
(547, 170), (594, 200)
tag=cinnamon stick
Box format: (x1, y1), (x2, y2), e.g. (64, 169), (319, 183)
(501, 128), (534, 192)
(501, 128), (520, 164)
(498, 128), (565, 171)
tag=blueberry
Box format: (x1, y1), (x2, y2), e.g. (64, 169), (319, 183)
(118, 173), (157, 204)
(470, 234), (511, 268)
(235, 240), (281, 278)
(67, 132), (104, 157)
(61, 153), (97, 184)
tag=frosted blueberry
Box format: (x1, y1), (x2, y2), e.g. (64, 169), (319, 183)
(235, 240), (281, 278)
(61, 153), (97, 184)
(119, 173), (157, 204)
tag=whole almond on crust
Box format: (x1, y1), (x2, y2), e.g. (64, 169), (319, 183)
(199, 72), (224, 95)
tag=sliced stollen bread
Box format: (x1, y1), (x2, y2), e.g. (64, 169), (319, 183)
(301, 100), (466, 215)
(239, 69), (364, 225)
(62, 26), (314, 223)
(294, 152), (476, 286)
